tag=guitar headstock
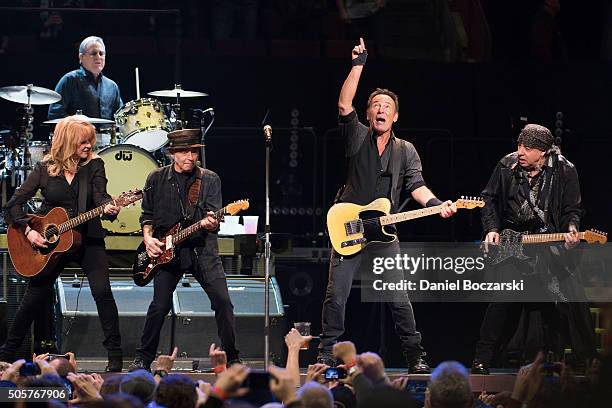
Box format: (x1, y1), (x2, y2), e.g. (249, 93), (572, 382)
(455, 196), (485, 210)
(226, 199), (250, 215)
(584, 229), (608, 244)
(115, 189), (143, 207)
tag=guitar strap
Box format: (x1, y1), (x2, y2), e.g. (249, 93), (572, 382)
(186, 167), (205, 220)
(77, 163), (89, 214)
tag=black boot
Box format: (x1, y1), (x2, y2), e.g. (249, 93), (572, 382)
(128, 357), (151, 372)
(406, 353), (431, 374)
(106, 356), (123, 373)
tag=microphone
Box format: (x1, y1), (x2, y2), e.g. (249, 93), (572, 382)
(263, 125), (272, 141)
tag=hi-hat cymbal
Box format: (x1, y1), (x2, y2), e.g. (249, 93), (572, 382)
(43, 114), (115, 125)
(0, 85), (61, 105)
(148, 85), (208, 98)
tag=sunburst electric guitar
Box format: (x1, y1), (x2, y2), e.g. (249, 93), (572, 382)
(8, 189), (143, 277)
(132, 199), (250, 286)
(489, 228), (608, 265)
(327, 196), (485, 256)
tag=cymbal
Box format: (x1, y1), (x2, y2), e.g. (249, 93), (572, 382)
(148, 85), (208, 98)
(43, 114), (115, 125)
(0, 85), (61, 105)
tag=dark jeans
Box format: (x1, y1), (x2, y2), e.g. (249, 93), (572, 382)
(0, 243), (122, 361)
(136, 262), (238, 365)
(320, 240), (423, 358)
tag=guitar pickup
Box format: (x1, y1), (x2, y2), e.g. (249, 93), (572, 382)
(341, 237), (367, 248)
(344, 220), (364, 235)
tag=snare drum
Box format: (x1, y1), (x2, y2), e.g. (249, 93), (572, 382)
(98, 144), (159, 234)
(115, 98), (169, 152)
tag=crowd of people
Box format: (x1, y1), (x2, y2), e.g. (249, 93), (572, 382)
(0, 325), (610, 407)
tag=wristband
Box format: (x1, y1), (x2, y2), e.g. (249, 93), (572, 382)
(212, 386), (229, 401)
(426, 198), (443, 207)
(153, 369), (168, 378)
(213, 364), (226, 374)
(25, 228), (34, 237)
(351, 52), (367, 66)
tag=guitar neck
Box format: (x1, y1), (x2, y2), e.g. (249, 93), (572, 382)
(380, 204), (446, 226)
(57, 203), (108, 234)
(172, 207), (225, 246)
(521, 231), (585, 244)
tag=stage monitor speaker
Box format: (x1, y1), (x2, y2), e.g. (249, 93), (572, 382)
(174, 276), (286, 363)
(56, 277), (172, 358)
(2, 250), (32, 360)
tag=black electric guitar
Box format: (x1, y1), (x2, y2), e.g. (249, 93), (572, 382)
(489, 228), (608, 265)
(132, 199), (250, 286)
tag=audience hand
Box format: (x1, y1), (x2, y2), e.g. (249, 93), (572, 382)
(333, 341), (357, 365)
(213, 364), (250, 399)
(512, 352), (545, 403)
(268, 365), (298, 404)
(34, 359), (58, 376)
(65, 352), (78, 373)
(285, 328), (311, 351)
(390, 376), (409, 391)
(196, 380), (212, 406)
(1, 359), (25, 383)
(306, 363), (329, 384)
(209, 343), (227, 368)
(67, 373), (103, 404)
(156, 347), (178, 372)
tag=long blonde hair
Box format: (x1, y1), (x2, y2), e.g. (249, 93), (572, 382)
(45, 116), (98, 177)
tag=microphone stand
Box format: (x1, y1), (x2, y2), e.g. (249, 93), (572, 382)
(263, 125), (272, 366)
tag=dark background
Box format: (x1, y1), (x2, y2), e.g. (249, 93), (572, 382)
(0, 1), (611, 366)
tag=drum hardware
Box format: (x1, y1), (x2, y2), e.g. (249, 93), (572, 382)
(0, 84), (61, 105)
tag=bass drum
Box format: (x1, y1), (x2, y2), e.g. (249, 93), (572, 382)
(98, 145), (159, 234)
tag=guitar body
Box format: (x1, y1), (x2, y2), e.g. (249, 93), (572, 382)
(132, 223), (179, 286)
(7, 207), (81, 277)
(490, 229), (531, 265)
(327, 198), (396, 256)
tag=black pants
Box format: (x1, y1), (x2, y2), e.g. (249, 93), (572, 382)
(475, 301), (597, 364)
(136, 261), (238, 365)
(319, 240), (423, 359)
(0, 243), (122, 361)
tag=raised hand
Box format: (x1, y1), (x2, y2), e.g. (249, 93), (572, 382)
(352, 37), (367, 61)
(156, 346), (178, 372)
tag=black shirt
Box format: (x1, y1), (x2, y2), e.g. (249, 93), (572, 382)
(337, 110), (426, 210)
(3, 158), (113, 239)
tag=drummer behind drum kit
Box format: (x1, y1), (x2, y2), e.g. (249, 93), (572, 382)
(0, 82), (210, 235)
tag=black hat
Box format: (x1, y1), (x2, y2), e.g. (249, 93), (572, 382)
(167, 128), (204, 150)
(517, 124), (554, 152)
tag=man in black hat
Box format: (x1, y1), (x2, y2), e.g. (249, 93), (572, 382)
(471, 124), (596, 374)
(129, 129), (239, 371)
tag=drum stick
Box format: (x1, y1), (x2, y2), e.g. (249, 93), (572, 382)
(135, 67), (141, 100)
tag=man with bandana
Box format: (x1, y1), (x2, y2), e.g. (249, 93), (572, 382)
(471, 124), (596, 374)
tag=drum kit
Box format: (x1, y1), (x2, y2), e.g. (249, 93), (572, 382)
(0, 82), (211, 234)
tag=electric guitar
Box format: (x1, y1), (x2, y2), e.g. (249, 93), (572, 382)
(489, 228), (608, 265)
(327, 196), (485, 256)
(132, 199), (250, 286)
(7, 189), (143, 277)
